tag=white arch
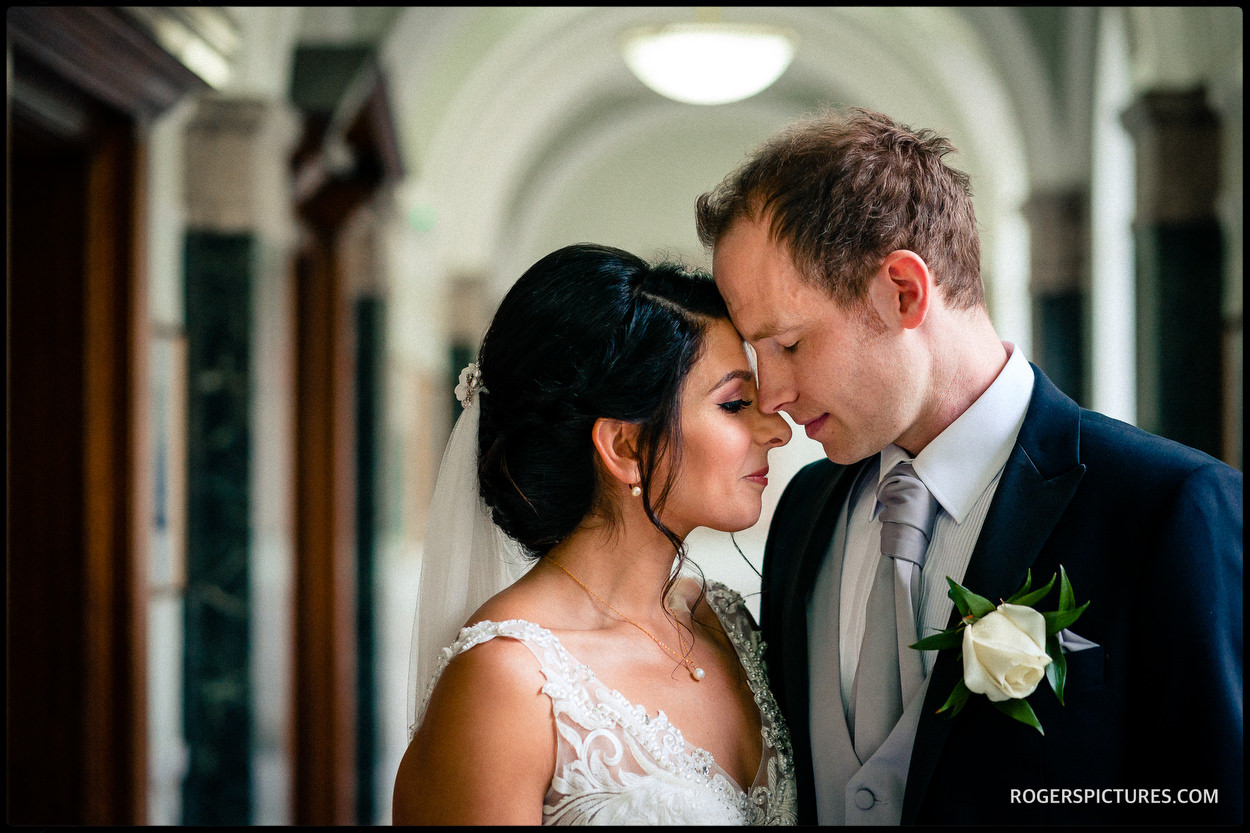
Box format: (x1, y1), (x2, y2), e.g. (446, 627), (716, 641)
(380, 7), (1047, 347)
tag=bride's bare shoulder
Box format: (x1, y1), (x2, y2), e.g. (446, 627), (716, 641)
(395, 626), (553, 824)
(396, 573), (565, 824)
(466, 566), (581, 630)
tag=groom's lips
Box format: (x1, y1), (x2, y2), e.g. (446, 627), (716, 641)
(801, 414), (829, 440)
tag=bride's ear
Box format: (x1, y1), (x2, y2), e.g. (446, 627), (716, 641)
(591, 417), (641, 489)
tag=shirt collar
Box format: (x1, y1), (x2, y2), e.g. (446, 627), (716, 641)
(879, 342), (1034, 525)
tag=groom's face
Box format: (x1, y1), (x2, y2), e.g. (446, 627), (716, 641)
(713, 215), (916, 465)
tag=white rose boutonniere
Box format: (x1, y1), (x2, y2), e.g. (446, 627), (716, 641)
(911, 567), (1090, 733)
(963, 603), (1051, 700)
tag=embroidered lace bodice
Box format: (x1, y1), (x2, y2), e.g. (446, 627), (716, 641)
(414, 581), (797, 825)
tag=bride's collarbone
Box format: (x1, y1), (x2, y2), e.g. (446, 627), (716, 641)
(471, 589), (764, 771)
(552, 625), (764, 785)
(554, 618), (738, 686)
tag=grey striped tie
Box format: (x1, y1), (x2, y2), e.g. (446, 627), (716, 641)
(850, 460), (939, 761)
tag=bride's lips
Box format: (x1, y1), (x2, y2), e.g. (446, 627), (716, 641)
(744, 467), (769, 487)
(801, 414), (829, 440)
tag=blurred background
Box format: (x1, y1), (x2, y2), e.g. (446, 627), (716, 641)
(6, 6), (1242, 826)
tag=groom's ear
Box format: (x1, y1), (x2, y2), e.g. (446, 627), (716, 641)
(873, 249), (931, 330)
(591, 418), (642, 487)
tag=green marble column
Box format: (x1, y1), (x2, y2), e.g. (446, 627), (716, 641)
(1023, 189), (1090, 405)
(182, 231), (254, 824)
(179, 96), (299, 825)
(1122, 88), (1224, 458)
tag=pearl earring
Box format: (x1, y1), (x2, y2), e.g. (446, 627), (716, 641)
(630, 484), (642, 497)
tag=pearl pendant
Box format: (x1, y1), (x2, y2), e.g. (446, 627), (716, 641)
(691, 667), (706, 681)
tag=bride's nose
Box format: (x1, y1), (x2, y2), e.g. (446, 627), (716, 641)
(755, 408), (791, 447)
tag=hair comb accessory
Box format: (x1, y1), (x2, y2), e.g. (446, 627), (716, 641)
(454, 362), (487, 408)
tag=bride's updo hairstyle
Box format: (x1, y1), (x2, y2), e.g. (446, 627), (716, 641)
(476, 243), (729, 564)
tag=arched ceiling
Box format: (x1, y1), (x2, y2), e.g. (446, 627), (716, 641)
(217, 6), (1237, 351)
(364, 6), (1069, 345)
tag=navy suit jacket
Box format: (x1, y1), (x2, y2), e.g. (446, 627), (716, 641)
(760, 364), (1243, 824)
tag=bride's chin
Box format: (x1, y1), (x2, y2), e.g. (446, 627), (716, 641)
(716, 509), (763, 534)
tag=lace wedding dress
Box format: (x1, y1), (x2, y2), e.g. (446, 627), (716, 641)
(413, 581), (797, 825)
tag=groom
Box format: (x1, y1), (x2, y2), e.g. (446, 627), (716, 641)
(696, 108), (1242, 824)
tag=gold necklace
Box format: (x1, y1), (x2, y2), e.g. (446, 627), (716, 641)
(548, 557), (705, 682)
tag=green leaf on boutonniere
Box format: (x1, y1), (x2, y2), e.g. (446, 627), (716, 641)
(1008, 570), (1058, 608)
(1043, 600), (1090, 636)
(910, 627), (964, 652)
(1058, 565), (1076, 612)
(935, 678), (972, 718)
(1045, 631), (1069, 705)
(1005, 568), (1034, 601)
(947, 577), (995, 620)
(993, 697), (1044, 734)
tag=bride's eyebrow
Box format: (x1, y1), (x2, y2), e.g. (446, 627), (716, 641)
(708, 369), (754, 394)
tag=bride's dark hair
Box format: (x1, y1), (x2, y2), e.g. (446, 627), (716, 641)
(476, 242), (729, 592)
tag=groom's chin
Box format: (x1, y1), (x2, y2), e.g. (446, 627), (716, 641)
(819, 441), (871, 467)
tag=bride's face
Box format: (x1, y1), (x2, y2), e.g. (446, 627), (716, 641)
(658, 317), (791, 537)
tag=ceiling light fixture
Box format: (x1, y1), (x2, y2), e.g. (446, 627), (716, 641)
(621, 20), (797, 106)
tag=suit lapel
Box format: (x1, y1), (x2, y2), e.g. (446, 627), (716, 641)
(779, 458), (866, 824)
(780, 460), (863, 702)
(902, 366), (1086, 822)
(783, 464), (860, 620)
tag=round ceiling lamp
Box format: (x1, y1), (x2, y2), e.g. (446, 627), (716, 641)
(621, 21), (798, 106)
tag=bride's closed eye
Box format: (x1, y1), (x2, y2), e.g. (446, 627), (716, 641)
(718, 398), (754, 414)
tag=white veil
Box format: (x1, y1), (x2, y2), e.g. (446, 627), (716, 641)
(405, 366), (529, 741)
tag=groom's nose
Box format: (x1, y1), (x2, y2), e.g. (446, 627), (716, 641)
(755, 357), (796, 416)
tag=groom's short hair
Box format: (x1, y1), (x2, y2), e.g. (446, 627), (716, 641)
(696, 107), (985, 311)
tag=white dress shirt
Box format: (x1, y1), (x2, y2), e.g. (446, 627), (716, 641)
(808, 341), (1035, 775)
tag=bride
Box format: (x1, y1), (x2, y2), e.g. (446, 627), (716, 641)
(392, 243), (797, 824)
